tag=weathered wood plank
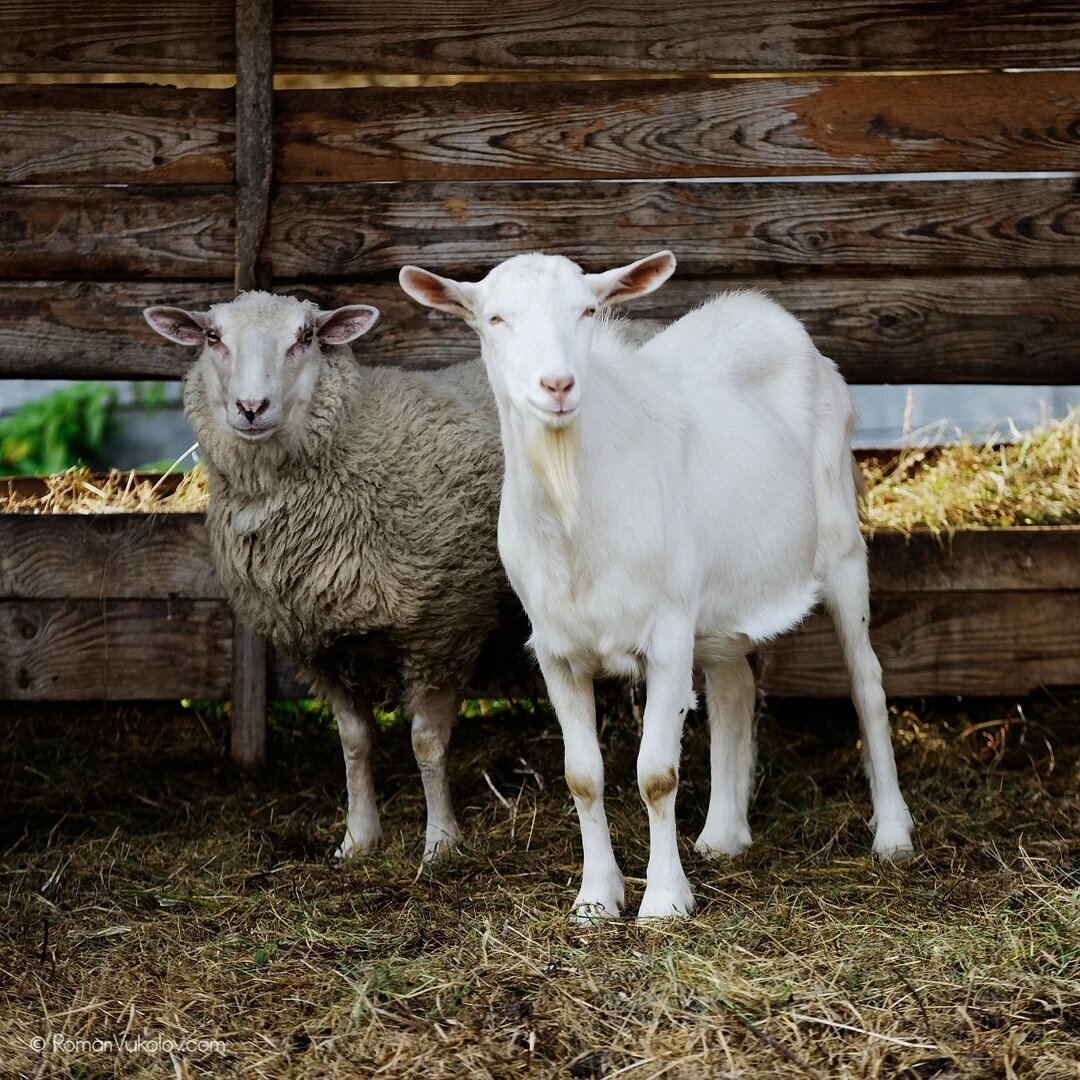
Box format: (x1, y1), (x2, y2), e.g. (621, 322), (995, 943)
(763, 591), (1080, 697)
(1, 516), (1073, 601)
(0, 0), (233, 72)
(0, 514), (224, 600)
(3, 274), (1078, 383)
(0, 599), (232, 700)
(866, 529), (1080, 593)
(2, 582), (1075, 701)
(277, 73), (1080, 182)
(273, 1), (1080, 74)
(0, 187), (234, 281)
(0, 85), (234, 185)
(0, 281), (235, 380)
(269, 178), (1080, 278)
(9, 177), (1078, 282)
(5, 1), (1080, 73)
(301, 274), (1080, 385)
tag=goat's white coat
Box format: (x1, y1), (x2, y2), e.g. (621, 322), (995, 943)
(400, 253), (914, 919)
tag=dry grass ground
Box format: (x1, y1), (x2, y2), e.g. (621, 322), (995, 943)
(2, 694), (1079, 1078)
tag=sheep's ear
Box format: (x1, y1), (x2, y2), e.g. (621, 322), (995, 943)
(143, 306), (208, 345)
(586, 251), (676, 309)
(398, 265), (476, 319)
(316, 304), (380, 345)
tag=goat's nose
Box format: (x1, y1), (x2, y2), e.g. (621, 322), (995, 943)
(539, 374), (575, 401)
(236, 398), (270, 423)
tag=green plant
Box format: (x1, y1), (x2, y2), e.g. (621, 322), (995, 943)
(0, 382), (118, 475)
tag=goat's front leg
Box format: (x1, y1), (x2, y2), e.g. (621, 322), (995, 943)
(537, 650), (625, 920)
(410, 686), (463, 862)
(638, 625), (697, 919)
(325, 686), (383, 859)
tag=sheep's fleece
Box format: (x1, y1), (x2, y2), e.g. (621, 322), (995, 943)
(184, 319), (515, 703)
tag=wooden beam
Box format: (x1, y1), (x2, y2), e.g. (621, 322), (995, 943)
(230, 0), (275, 768)
(234, 0), (273, 293)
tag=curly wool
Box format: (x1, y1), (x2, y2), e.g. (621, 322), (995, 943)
(185, 348), (511, 704)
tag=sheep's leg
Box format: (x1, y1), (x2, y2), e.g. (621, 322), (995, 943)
(638, 628), (697, 920)
(825, 552), (914, 860)
(538, 651), (624, 920)
(326, 688), (382, 859)
(410, 686), (462, 863)
(695, 656), (756, 859)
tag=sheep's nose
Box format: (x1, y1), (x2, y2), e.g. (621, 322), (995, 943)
(236, 398), (270, 424)
(539, 374), (575, 403)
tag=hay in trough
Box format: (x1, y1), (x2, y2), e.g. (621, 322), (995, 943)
(860, 408), (1080, 535)
(2, 694), (1078, 1077)
(2, 411), (1078, 531)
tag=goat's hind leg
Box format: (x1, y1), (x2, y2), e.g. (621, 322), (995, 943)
(695, 656), (756, 859)
(825, 551), (914, 860)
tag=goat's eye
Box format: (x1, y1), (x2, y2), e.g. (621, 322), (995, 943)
(583, 306), (597, 318)
(488, 314), (503, 326)
(205, 329), (220, 344)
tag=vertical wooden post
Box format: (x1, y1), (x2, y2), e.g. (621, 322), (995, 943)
(230, 0), (273, 769)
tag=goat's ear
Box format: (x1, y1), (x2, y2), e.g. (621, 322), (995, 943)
(586, 251), (676, 308)
(398, 265), (476, 319)
(143, 306), (208, 345)
(316, 304), (380, 345)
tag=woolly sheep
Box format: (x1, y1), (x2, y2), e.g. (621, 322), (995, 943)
(400, 252), (914, 919)
(144, 291), (518, 862)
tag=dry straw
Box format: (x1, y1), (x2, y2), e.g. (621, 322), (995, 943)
(3, 411), (1078, 531)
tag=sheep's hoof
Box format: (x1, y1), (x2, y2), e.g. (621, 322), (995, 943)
(638, 877), (696, 921)
(334, 826), (382, 861)
(695, 821), (752, 859)
(422, 822), (462, 864)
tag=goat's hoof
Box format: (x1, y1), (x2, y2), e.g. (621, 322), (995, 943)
(571, 872), (625, 922)
(638, 878), (696, 921)
(335, 826), (382, 860)
(422, 822), (462, 864)
(695, 822), (752, 859)
(873, 820), (915, 862)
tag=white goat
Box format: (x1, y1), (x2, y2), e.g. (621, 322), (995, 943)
(400, 252), (914, 919)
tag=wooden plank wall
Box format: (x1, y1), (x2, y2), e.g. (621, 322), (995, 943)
(1, 516), (1076, 699)
(2, 5), (1079, 384)
(0, 2), (1077, 709)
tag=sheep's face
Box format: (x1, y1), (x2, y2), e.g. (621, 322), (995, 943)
(399, 252), (675, 430)
(144, 294), (378, 442)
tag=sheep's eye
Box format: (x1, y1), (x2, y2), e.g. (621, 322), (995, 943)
(302, 328), (314, 345)
(583, 306), (597, 318)
(205, 329), (220, 344)
(488, 314), (503, 326)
